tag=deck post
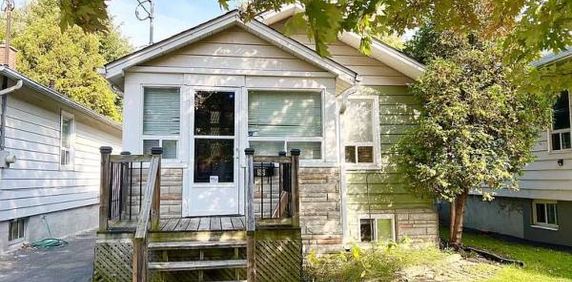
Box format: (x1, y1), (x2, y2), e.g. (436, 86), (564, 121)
(99, 146), (112, 232)
(290, 149), (300, 227)
(150, 147), (162, 231)
(245, 148), (256, 281)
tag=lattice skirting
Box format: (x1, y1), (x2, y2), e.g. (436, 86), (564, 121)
(254, 228), (303, 282)
(93, 239), (133, 282)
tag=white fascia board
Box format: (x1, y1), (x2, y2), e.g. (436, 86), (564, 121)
(256, 4), (304, 25)
(339, 32), (424, 80)
(105, 12), (239, 81)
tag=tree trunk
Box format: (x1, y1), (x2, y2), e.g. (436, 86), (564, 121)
(449, 189), (469, 249)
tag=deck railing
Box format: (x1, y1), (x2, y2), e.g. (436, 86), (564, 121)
(245, 148), (300, 281)
(99, 146), (162, 282)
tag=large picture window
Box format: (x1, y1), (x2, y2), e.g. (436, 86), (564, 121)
(142, 87), (180, 159)
(248, 90), (323, 160)
(551, 90), (571, 151)
(343, 97), (379, 167)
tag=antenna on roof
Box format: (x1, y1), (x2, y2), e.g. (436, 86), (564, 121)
(1, 0), (15, 66)
(135, 0), (154, 45)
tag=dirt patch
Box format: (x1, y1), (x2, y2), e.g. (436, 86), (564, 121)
(397, 253), (502, 281)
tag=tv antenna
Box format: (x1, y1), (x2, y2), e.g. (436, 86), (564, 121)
(135, 0), (154, 45)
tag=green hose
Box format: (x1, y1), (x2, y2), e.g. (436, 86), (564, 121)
(30, 216), (68, 249)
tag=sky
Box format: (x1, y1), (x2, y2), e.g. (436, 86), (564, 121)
(108, 0), (239, 48)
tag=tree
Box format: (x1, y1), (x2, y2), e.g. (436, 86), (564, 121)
(393, 42), (553, 247)
(2, 0), (131, 120)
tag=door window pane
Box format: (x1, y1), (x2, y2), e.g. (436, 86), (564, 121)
(287, 142), (321, 160)
(195, 91), (235, 136)
(143, 88), (180, 135)
(194, 139), (234, 183)
(345, 146), (356, 163)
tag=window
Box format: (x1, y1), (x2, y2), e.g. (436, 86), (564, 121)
(551, 91), (571, 151)
(248, 90), (323, 160)
(142, 87), (180, 159)
(359, 215), (394, 242)
(532, 200), (558, 228)
(343, 98), (379, 166)
(60, 111), (74, 169)
(9, 218), (25, 241)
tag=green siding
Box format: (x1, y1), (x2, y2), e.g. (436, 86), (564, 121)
(346, 86), (432, 241)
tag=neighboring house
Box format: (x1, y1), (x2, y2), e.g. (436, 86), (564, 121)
(102, 6), (437, 254)
(0, 45), (122, 252)
(440, 48), (572, 247)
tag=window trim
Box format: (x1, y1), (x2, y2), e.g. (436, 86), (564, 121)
(246, 88), (326, 162)
(140, 85), (182, 162)
(532, 200), (559, 230)
(59, 110), (75, 171)
(549, 90), (571, 152)
(357, 214), (396, 243)
(343, 96), (381, 169)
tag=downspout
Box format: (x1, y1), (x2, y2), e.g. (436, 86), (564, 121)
(0, 77), (23, 150)
(337, 83), (361, 248)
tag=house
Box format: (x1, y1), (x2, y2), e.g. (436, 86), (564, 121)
(439, 48), (572, 247)
(0, 45), (122, 252)
(94, 6), (437, 281)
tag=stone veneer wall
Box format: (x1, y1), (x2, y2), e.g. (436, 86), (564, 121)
(395, 208), (439, 244)
(159, 168), (184, 218)
(298, 167), (343, 253)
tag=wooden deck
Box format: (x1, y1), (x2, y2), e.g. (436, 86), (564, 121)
(108, 216), (246, 232)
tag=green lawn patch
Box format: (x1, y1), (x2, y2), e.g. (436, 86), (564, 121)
(441, 227), (572, 281)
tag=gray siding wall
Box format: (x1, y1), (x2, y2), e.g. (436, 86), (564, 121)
(523, 200), (572, 246)
(0, 93), (121, 222)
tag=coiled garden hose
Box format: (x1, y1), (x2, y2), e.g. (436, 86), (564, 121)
(30, 216), (68, 249)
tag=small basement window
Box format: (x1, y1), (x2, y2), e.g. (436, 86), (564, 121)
(533, 200), (558, 228)
(9, 218), (25, 241)
(359, 215), (394, 242)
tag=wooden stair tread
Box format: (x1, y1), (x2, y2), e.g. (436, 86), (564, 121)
(148, 259), (247, 271)
(148, 240), (246, 250)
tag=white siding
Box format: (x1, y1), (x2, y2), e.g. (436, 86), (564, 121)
(0, 95), (121, 221)
(492, 132), (572, 201)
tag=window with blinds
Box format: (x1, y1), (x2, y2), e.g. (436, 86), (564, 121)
(142, 87), (180, 159)
(248, 91), (323, 159)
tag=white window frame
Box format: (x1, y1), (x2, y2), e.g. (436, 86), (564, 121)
(247, 88), (326, 162)
(357, 214), (396, 243)
(549, 90), (571, 152)
(141, 86), (182, 161)
(343, 96), (381, 169)
(59, 110), (75, 170)
(532, 200), (559, 230)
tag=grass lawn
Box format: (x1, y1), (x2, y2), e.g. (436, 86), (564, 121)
(441, 227), (572, 281)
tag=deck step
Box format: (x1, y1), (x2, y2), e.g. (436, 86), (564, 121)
(148, 259), (247, 272)
(148, 240), (246, 250)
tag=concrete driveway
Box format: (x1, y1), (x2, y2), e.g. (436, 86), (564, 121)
(0, 230), (95, 282)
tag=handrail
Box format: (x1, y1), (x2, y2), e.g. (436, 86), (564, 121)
(132, 147), (162, 282)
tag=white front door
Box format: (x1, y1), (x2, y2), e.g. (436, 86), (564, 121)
(187, 89), (240, 216)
